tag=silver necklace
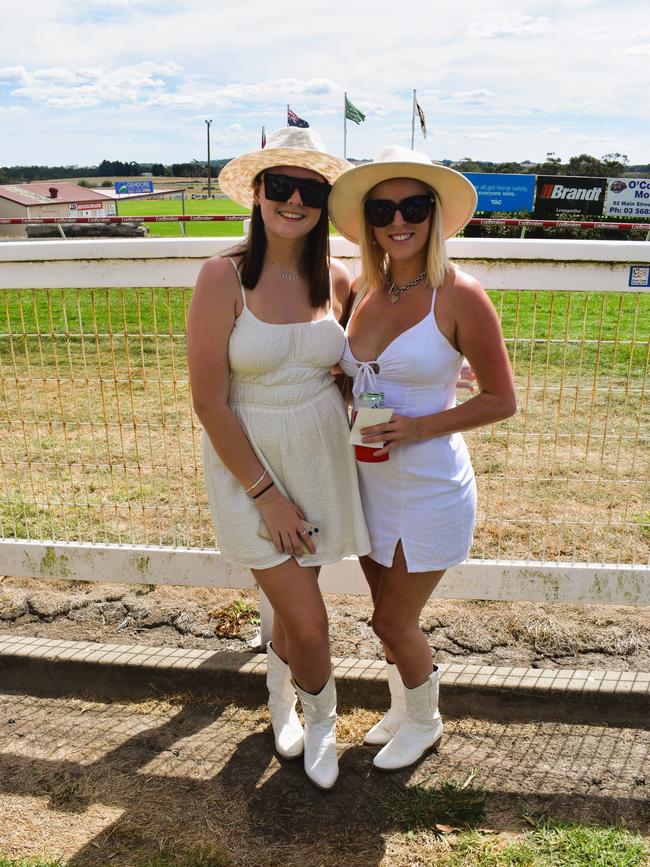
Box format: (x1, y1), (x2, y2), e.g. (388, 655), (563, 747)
(386, 270), (427, 303)
(267, 258), (301, 280)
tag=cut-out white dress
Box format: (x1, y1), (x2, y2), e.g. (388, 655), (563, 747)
(340, 287), (476, 572)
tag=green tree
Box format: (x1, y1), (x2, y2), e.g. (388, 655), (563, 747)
(536, 152), (565, 174)
(496, 161), (525, 174)
(565, 153), (610, 176)
(602, 152), (629, 176)
(453, 157), (483, 172)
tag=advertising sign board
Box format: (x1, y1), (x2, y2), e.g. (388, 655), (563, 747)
(114, 180), (154, 195)
(604, 178), (650, 219)
(463, 173), (535, 212)
(534, 175), (606, 218)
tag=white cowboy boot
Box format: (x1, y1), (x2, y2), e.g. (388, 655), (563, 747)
(364, 662), (406, 746)
(294, 673), (339, 789)
(266, 642), (304, 759)
(373, 669), (443, 771)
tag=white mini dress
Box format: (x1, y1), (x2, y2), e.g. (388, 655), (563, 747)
(202, 259), (370, 571)
(340, 287), (476, 573)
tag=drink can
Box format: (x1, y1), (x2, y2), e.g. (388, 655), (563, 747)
(359, 391), (385, 409)
(354, 391), (390, 463)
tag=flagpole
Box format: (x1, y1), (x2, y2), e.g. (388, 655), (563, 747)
(343, 92), (347, 159)
(411, 89), (416, 149)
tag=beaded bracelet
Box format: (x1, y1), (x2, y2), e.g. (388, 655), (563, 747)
(245, 468), (268, 494)
(252, 481), (275, 500)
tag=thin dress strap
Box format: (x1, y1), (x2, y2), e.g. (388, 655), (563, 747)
(349, 286), (366, 319)
(226, 256), (247, 307)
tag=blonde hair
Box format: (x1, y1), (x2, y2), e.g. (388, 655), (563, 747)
(355, 186), (451, 297)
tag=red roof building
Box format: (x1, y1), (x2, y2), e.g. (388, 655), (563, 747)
(0, 183), (116, 237)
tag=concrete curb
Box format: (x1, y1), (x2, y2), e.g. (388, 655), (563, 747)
(2, 635), (649, 728)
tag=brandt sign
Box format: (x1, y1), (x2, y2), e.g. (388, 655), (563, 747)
(534, 175), (607, 218)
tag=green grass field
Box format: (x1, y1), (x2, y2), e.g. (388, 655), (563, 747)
(117, 196), (249, 237)
(117, 195), (345, 236)
(2, 287), (647, 380)
(1, 264), (647, 560)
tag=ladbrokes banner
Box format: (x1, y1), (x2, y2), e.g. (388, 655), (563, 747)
(534, 175), (606, 218)
(604, 178), (650, 219)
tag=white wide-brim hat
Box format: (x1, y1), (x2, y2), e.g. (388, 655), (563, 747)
(329, 145), (478, 242)
(218, 127), (351, 209)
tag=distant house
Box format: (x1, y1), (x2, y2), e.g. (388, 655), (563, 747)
(0, 182), (115, 238)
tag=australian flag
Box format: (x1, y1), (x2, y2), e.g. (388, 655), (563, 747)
(287, 107), (309, 128)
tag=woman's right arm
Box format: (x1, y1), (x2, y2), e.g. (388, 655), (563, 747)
(186, 257), (315, 556)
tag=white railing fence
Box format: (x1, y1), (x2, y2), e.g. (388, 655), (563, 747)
(0, 237), (648, 644)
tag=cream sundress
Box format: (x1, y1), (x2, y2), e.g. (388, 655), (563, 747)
(340, 286), (476, 573)
(201, 258), (370, 570)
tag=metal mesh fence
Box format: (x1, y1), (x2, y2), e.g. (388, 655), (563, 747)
(1, 286), (648, 565)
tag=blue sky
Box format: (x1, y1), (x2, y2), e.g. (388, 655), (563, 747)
(1, 0), (649, 167)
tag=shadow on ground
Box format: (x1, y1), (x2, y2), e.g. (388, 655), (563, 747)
(0, 691), (648, 866)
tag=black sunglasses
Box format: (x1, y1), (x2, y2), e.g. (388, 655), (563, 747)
(364, 194), (435, 228)
(262, 172), (331, 210)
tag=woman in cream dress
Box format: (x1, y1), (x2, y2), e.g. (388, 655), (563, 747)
(187, 128), (369, 789)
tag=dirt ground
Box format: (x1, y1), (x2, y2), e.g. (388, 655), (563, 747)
(1, 577), (650, 865)
(0, 690), (648, 867)
(2, 576), (650, 671)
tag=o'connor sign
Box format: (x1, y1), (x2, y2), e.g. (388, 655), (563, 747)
(605, 178), (650, 219)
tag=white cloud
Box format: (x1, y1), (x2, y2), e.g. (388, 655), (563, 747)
(85, 0), (149, 6)
(5, 66), (339, 116)
(622, 44), (650, 56)
(1, 1), (648, 164)
(467, 13), (552, 39)
(448, 89), (493, 106)
(466, 132), (504, 141)
(0, 66), (27, 81)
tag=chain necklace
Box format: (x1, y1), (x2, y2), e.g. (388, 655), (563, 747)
(386, 269), (427, 303)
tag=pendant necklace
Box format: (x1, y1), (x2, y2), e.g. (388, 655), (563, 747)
(386, 269), (427, 303)
(267, 258), (301, 281)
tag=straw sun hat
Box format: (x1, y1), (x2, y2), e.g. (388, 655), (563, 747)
(218, 127), (351, 209)
(328, 145), (478, 242)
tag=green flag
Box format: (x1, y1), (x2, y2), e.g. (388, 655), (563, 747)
(345, 96), (366, 124)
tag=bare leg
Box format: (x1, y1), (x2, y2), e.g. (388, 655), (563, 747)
(252, 560), (330, 693)
(269, 566), (321, 664)
(359, 554), (396, 663)
(370, 542), (445, 688)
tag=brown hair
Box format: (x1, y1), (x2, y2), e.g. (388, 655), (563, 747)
(227, 174), (331, 309)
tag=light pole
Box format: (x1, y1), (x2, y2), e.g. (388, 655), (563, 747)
(205, 119), (212, 197)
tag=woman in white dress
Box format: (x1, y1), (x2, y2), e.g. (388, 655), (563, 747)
(330, 146), (516, 771)
(187, 127), (369, 789)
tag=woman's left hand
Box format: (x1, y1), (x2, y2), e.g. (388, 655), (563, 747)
(361, 414), (421, 457)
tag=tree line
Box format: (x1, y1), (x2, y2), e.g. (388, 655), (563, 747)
(2, 152), (649, 186)
(0, 158), (232, 185)
(449, 152), (642, 178)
